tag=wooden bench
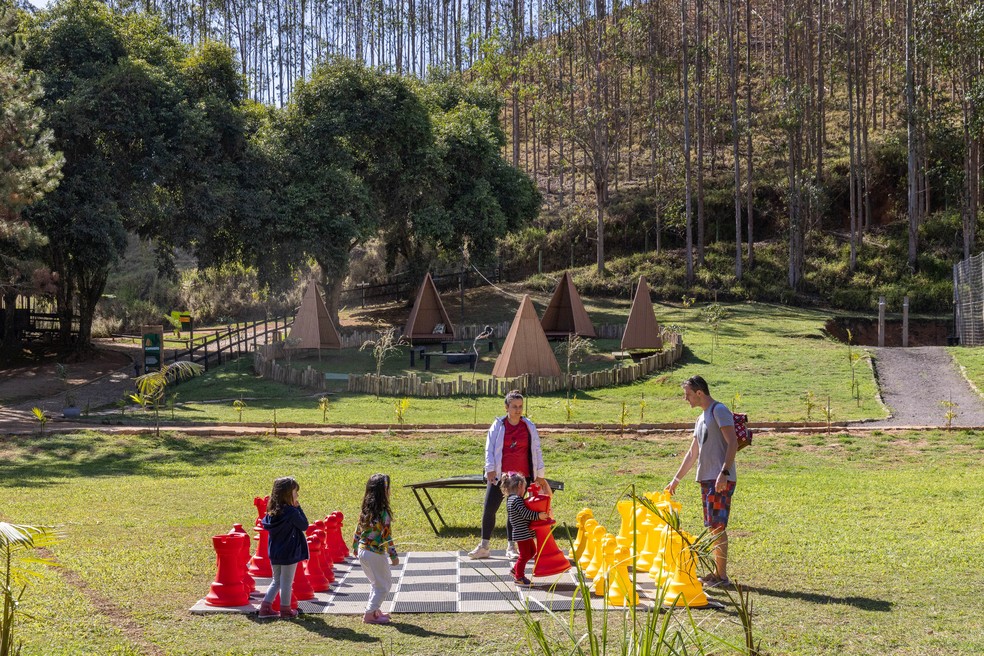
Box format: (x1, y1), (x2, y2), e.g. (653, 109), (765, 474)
(405, 475), (565, 535)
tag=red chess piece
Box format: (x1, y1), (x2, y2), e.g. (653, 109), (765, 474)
(304, 536), (332, 592)
(253, 496), (268, 527)
(291, 558), (316, 601)
(314, 528), (334, 584)
(229, 524), (256, 593)
(248, 526), (272, 577)
(524, 485), (571, 578)
(205, 534), (250, 607)
(324, 514), (347, 563)
(334, 511), (351, 558)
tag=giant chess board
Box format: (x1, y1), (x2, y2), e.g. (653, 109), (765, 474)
(190, 551), (724, 615)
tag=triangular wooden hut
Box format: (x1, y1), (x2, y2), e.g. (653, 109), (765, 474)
(541, 271), (597, 338)
(404, 272), (455, 343)
(492, 295), (562, 378)
(621, 276), (663, 350)
(288, 282), (342, 349)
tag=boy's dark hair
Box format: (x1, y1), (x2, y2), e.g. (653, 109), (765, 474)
(267, 476), (299, 517)
(358, 473), (393, 529)
(683, 375), (710, 395)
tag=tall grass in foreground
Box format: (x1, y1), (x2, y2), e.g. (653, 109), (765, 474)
(516, 490), (760, 655)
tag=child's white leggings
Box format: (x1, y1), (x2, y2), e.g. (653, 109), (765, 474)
(358, 547), (392, 612)
(261, 562), (298, 606)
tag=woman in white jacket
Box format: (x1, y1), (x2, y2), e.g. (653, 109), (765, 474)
(468, 390), (551, 560)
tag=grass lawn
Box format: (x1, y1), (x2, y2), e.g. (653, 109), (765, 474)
(2, 428), (982, 655)
(141, 302), (885, 426)
(947, 346), (984, 395)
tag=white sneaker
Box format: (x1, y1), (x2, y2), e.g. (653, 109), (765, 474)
(468, 544), (491, 559)
(505, 546), (520, 560)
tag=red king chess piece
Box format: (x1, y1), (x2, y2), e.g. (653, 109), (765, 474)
(524, 483), (571, 577)
(205, 533), (250, 607)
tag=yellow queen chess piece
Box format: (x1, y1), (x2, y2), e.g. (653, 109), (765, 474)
(578, 518), (599, 571)
(584, 525), (609, 580)
(606, 545), (639, 606)
(592, 535), (616, 596)
(661, 537), (708, 608)
(569, 508), (594, 562)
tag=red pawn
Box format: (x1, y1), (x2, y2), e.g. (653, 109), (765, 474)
(205, 534), (250, 607)
(291, 558), (316, 601)
(248, 526), (272, 578)
(524, 484), (571, 578)
(229, 524), (256, 593)
(324, 514), (347, 563)
(314, 524), (334, 584)
(304, 536), (332, 592)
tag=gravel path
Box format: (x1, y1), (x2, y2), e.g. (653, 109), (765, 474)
(861, 346), (984, 427)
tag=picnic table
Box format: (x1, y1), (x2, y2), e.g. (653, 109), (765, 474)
(408, 337), (498, 367)
(405, 474), (565, 535)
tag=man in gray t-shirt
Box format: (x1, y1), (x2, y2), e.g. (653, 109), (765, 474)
(666, 375), (738, 587)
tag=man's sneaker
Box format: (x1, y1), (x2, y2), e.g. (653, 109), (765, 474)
(468, 544), (491, 559)
(505, 545), (520, 560)
(703, 576), (732, 589)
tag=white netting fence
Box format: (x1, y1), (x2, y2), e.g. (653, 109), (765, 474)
(953, 253), (984, 346)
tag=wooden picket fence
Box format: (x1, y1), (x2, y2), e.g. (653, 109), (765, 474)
(253, 331), (682, 397)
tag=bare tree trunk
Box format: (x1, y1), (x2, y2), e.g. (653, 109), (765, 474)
(905, 0), (918, 271)
(682, 0), (695, 285)
(727, 0), (742, 280)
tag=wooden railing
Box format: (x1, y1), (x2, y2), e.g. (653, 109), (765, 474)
(169, 316), (294, 371)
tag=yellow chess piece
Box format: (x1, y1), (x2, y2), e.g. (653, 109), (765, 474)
(592, 535), (616, 596)
(661, 539), (708, 608)
(584, 525), (608, 580)
(648, 524), (672, 585)
(606, 545), (638, 606)
(569, 508), (594, 561)
(635, 517), (658, 571)
(578, 518), (599, 571)
(616, 498), (636, 544)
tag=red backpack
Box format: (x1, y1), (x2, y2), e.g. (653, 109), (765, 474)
(714, 402), (752, 451)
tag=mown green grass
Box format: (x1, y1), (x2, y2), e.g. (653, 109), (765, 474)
(137, 302), (884, 426)
(3, 428), (982, 655)
(947, 346), (984, 396)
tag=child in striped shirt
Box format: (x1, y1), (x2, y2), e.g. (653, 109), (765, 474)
(352, 473), (399, 624)
(500, 472), (549, 586)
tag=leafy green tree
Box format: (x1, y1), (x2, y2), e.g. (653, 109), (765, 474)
(0, 2), (63, 359)
(21, 0), (195, 350)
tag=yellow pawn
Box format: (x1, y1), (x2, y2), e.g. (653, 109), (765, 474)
(662, 541), (708, 608)
(569, 508), (594, 562)
(584, 525), (608, 580)
(578, 518), (599, 570)
(629, 505), (648, 559)
(648, 525), (672, 585)
(616, 499), (636, 544)
(592, 535), (616, 596)
(634, 517), (658, 572)
(606, 545), (639, 606)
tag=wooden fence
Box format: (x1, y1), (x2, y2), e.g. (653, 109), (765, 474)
(253, 331), (682, 397)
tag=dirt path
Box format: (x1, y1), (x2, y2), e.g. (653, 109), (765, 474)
(860, 346), (984, 427)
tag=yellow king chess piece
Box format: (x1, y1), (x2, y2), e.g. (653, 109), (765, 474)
(569, 508), (594, 562)
(578, 518), (599, 571)
(606, 545), (639, 606)
(584, 525), (608, 580)
(592, 535), (616, 596)
(661, 535), (708, 608)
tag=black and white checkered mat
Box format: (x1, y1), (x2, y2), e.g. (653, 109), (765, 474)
(190, 550), (722, 615)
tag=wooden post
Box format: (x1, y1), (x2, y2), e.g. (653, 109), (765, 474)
(878, 296), (886, 347)
(902, 296), (909, 347)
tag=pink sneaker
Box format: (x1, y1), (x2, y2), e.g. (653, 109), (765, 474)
(363, 609), (390, 624)
(280, 608), (298, 619)
(257, 601), (278, 619)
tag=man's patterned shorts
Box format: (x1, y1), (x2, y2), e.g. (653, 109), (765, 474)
(699, 480), (736, 529)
